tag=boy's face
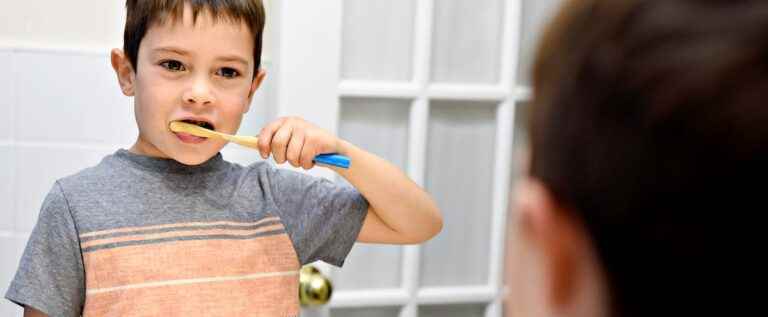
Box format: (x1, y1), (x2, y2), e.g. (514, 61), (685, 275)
(112, 5), (265, 165)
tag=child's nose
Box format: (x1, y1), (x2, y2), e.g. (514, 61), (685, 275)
(182, 76), (216, 106)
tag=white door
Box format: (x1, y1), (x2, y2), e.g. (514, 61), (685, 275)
(269, 1), (563, 316)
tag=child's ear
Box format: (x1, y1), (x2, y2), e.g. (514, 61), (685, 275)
(244, 68), (267, 113)
(111, 49), (136, 96)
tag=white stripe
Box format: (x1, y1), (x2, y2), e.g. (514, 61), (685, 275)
(80, 217), (282, 238)
(86, 270), (299, 295)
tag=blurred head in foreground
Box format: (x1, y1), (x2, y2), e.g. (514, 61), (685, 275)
(507, 0), (768, 316)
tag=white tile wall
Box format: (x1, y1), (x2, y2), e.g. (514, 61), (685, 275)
(0, 146), (15, 232)
(15, 51), (132, 144)
(1, 51), (16, 232)
(0, 51), (13, 141)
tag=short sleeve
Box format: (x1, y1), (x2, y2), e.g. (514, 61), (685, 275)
(5, 181), (85, 317)
(265, 166), (368, 267)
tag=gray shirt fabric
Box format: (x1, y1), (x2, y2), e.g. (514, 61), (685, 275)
(5, 149), (368, 316)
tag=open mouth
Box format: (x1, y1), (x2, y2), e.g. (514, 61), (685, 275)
(172, 119), (216, 144)
(180, 119), (215, 131)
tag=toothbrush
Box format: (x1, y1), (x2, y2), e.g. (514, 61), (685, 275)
(169, 121), (350, 169)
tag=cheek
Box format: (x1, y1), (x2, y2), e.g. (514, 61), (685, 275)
(506, 221), (551, 317)
(506, 231), (528, 313)
(133, 87), (176, 132)
(218, 90), (252, 119)
(222, 95), (250, 112)
(227, 79), (255, 99)
(219, 106), (246, 133)
(137, 75), (177, 107)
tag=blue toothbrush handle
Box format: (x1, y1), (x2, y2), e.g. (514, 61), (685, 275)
(314, 153), (350, 169)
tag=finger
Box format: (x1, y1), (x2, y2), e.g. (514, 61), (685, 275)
(299, 141), (317, 170)
(258, 119), (284, 158)
(271, 124), (293, 164)
(286, 130), (305, 168)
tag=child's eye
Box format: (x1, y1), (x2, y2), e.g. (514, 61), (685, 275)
(217, 67), (240, 78)
(159, 60), (186, 72)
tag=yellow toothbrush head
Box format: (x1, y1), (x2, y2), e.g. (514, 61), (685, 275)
(169, 121), (218, 139)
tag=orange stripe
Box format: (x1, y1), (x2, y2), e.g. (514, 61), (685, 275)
(80, 223), (285, 249)
(82, 275), (299, 316)
(83, 233), (300, 290)
(79, 216), (281, 238)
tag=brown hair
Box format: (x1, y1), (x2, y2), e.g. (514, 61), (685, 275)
(530, 0), (768, 315)
(123, 0), (266, 75)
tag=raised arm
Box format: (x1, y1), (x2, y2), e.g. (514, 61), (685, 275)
(257, 116), (443, 244)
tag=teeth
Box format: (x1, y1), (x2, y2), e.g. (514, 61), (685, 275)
(181, 120), (211, 129)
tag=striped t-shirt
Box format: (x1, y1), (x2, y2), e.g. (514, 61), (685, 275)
(5, 149), (368, 316)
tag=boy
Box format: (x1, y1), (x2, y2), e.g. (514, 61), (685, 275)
(5, 1), (442, 316)
(506, 0), (765, 316)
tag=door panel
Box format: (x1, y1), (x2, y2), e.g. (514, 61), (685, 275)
(342, 0), (416, 81)
(430, 0), (505, 84)
(420, 101), (497, 287)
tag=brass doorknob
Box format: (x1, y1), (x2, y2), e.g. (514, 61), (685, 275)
(299, 265), (333, 307)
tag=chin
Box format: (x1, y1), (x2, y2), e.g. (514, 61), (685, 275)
(170, 148), (219, 166)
